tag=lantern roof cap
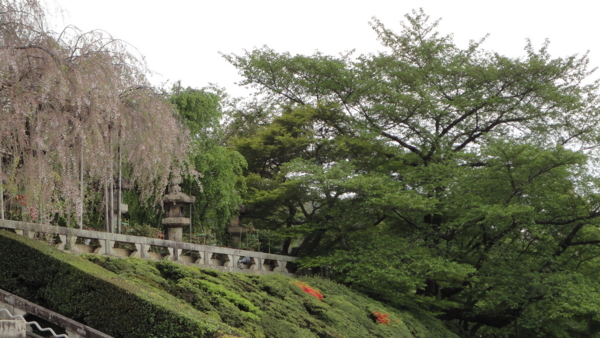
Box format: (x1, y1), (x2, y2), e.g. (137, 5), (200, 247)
(163, 172), (195, 204)
(164, 192), (195, 204)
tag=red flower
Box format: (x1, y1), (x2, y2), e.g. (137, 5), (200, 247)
(16, 194), (27, 207)
(156, 232), (164, 239)
(28, 207), (38, 221)
(373, 311), (391, 325)
(293, 281), (323, 301)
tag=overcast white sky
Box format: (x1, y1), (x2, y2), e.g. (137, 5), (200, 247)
(50, 0), (600, 98)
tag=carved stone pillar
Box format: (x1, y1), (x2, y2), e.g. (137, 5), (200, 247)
(129, 243), (142, 258)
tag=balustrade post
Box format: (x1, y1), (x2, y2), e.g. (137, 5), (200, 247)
(224, 254), (234, 268)
(190, 252), (202, 265)
(208, 253), (220, 266)
(260, 259), (268, 272)
(0, 320), (26, 337)
(172, 247), (183, 262)
(140, 243), (151, 259)
(0, 301), (27, 319)
(104, 239), (116, 256)
(66, 234), (78, 253)
(278, 260), (287, 273)
(56, 234), (67, 251)
(65, 329), (84, 338)
(164, 247), (173, 261)
(129, 243), (142, 258)
(93, 240), (103, 254)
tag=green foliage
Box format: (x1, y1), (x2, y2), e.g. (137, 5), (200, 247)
(225, 9), (600, 337)
(119, 84), (248, 239)
(300, 234), (475, 309)
(0, 230), (237, 338)
(122, 188), (164, 230)
(170, 82), (223, 140)
(170, 84), (247, 241)
(0, 230), (459, 338)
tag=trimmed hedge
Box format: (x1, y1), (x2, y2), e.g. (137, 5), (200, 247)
(0, 230), (458, 338)
(0, 230), (241, 338)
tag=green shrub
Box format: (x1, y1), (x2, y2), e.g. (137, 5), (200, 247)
(0, 231), (242, 338)
(0, 230), (459, 338)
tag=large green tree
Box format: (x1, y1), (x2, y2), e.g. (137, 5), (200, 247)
(170, 84), (246, 241)
(123, 85), (246, 240)
(225, 10), (600, 337)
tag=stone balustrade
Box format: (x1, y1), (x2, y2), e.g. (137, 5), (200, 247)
(0, 219), (297, 277)
(0, 288), (113, 338)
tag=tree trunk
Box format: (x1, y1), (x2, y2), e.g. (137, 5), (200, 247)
(282, 237), (291, 255)
(108, 125), (114, 233)
(110, 172), (114, 233)
(104, 182), (109, 232)
(189, 204), (193, 239)
(0, 160), (4, 220)
(296, 229), (326, 256)
(117, 130), (122, 234)
(78, 137), (83, 229)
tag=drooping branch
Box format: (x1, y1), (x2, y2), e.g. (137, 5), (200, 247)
(0, 0), (189, 224)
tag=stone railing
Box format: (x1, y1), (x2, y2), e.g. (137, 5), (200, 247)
(0, 219), (297, 277)
(1, 288), (113, 338)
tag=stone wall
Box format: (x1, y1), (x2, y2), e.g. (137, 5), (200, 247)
(1, 288), (112, 338)
(0, 320), (25, 338)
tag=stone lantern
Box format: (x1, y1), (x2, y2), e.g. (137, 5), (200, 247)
(162, 173), (195, 241)
(228, 205), (252, 247)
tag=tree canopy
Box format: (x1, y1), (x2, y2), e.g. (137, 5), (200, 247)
(170, 84), (246, 241)
(3, 1), (600, 336)
(0, 0), (187, 223)
(225, 10), (600, 337)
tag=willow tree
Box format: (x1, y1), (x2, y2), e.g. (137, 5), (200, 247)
(0, 0), (187, 225)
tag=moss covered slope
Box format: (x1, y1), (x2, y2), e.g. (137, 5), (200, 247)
(0, 230), (457, 338)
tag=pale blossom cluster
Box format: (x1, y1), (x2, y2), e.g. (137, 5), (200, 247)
(0, 0), (189, 223)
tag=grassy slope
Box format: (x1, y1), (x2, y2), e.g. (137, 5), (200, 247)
(0, 230), (458, 338)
